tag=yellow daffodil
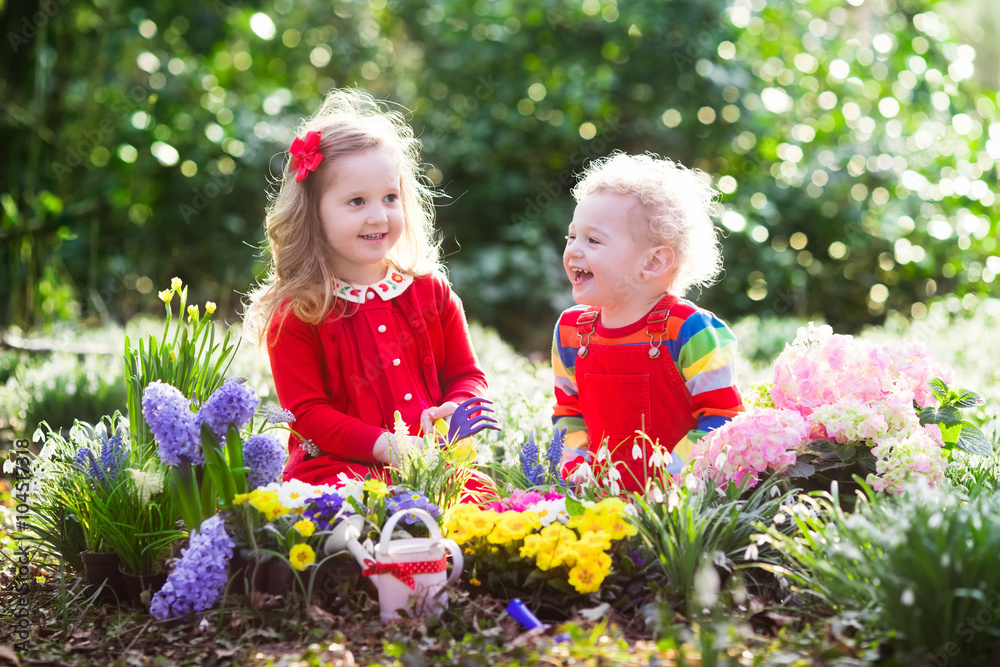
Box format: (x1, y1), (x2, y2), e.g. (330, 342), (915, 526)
(289, 544), (315, 571)
(171, 276), (183, 290)
(158, 288), (174, 303)
(294, 519), (315, 537)
(187, 304), (199, 321)
(205, 301), (217, 314)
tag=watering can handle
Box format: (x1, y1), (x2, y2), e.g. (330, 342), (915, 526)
(441, 538), (464, 584)
(379, 508), (443, 552)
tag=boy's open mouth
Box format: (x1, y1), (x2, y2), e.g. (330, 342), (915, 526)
(570, 268), (593, 285)
(360, 233), (387, 241)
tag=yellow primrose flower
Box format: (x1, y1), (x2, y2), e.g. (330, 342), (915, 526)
(575, 531), (613, 559)
(487, 511), (542, 545)
(233, 493), (249, 505)
(363, 479), (389, 497)
(289, 544), (315, 571)
(171, 276), (183, 290)
(602, 513), (637, 541)
(568, 559), (608, 594)
(158, 288), (174, 303)
(187, 304), (199, 321)
(294, 519), (315, 537)
(567, 509), (611, 535)
(205, 301), (217, 315)
(467, 508), (499, 539)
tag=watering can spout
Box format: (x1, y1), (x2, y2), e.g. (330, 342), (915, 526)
(324, 514), (369, 567)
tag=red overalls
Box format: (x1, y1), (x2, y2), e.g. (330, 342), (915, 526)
(572, 294), (697, 492)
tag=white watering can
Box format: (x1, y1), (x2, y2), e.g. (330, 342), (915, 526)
(324, 508), (463, 622)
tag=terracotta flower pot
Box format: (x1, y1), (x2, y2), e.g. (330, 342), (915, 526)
(118, 563), (167, 607)
(229, 554), (269, 595)
(79, 551), (127, 603)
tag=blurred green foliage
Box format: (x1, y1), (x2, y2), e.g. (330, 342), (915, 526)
(1, 0), (997, 351)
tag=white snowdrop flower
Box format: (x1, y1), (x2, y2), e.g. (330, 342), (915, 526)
(712, 550), (731, 572)
(773, 513), (787, 524)
(650, 448), (664, 469)
(684, 474), (700, 491)
(667, 488), (680, 512)
(2, 458), (14, 474)
(744, 543), (759, 561)
(632, 443), (643, 460)
(770, 485), (781, 498)
(714, 452), (728, 469)
(695, 561), (720, 609)
(607, 466), (621, 482)
(608, 480), (621, 495)
(596, 445), (609, 463)
(651, 485), (666, 505)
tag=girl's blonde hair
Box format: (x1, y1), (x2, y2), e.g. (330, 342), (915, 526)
(572, 151), (722, 296)
(244, 89), (442, 344)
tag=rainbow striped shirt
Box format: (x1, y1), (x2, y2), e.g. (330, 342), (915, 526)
(552, 299), (744, 472)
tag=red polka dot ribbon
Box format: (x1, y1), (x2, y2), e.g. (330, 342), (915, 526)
(361, 557), (447, 589)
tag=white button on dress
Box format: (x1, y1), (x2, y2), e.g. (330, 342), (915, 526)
(378, 325), (387, 333)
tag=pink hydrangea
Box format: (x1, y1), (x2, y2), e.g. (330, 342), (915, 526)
(771, 327), (955, 417)
(690, 408), (810, 488)
(866, 428), (947, 493)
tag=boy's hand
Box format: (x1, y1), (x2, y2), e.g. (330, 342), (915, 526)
(420, 402), (458, 437)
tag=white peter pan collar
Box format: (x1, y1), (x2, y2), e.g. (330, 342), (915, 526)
(333, 267), (414, 304)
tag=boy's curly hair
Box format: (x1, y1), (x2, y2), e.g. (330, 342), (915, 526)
(572, 151), (722, 296)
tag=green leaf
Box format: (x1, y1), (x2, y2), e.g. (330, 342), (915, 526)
(953, 390), (985, 408)
(928, 378), (950, 402)
(836, 444), (856, 462)
(807, 439), (837, 454)
(919, 406), (962, 427)
(955, 425), (993, 457)
(782, 461), (816, 478)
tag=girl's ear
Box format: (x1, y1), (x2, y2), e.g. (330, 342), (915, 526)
(642, 246), (675, 281)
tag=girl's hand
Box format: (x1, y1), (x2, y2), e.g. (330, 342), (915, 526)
(420, 402), (459, 437)
(372, 432), (423, 467)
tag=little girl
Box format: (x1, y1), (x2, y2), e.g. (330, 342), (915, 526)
(244, 89), (487, 486)
(552, 152), (744, 492)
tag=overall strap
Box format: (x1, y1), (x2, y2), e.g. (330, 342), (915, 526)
(645, 294), (678, 359)
(575, 307), (600, 358)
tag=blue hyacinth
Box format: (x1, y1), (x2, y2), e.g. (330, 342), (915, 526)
(141, 381), (203, 467)
(150, 515), (234, 620)
(547, 428), (566, 479)
(197, 379), (259, 445)
(386, 488), (440, 524)
(520, 432), (545, 486)
(242, 433), (285, 490)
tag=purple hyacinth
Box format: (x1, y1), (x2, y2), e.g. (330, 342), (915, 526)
(303, 491), (348, 531)
(142, 381), (203, 467)
(197, 380), (259, 444)
(242, 434), (285, 490)
(520, 432), (544, 486)
(386, 488), (440, 525)
(150, 515), (234, 620)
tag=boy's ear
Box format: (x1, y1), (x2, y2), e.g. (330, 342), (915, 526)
(642, 246), (675, 281)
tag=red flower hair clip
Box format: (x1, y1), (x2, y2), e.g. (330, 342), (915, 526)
(288, 130), (324, 182)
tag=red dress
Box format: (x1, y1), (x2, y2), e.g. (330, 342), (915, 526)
(267, 271), (487, 485)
